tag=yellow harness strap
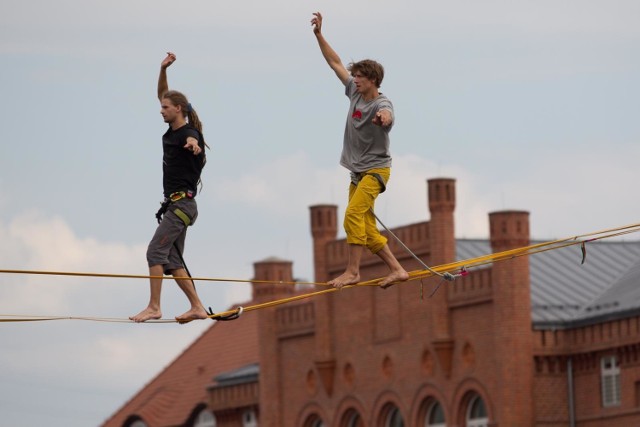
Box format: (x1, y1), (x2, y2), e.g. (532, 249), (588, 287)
(173, 208), (192, 226)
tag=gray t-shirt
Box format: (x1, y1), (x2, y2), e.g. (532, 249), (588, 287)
(340, 77), (394, 173)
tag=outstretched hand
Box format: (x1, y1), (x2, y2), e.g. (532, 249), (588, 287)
(184, 137), (202, 155)
(161, 52), (176, 69)
(311, 12), (323, 34)
(372, 109), (393, 127)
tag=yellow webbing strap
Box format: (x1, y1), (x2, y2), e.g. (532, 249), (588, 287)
(173, 208), (191, 226)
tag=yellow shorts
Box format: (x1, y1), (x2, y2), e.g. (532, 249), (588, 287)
(344, 167), (390, 254)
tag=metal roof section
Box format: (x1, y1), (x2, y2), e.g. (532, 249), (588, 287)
(213, 363), (260, 387)
(455, 239), (640, 329)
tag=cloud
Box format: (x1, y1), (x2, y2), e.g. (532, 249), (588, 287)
(0, 209), (206, 383)
(0, 211), (147, 314)
(0, 211), (212, 426)
(211, 150), (495, 241)
(213, 145), (640, 243)
(214, 151), (344, 214)
(497, 143), (640, 239)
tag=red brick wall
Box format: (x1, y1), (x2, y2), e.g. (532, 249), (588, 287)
(256, 179), (640, 427)
(489, 210), (534, 426)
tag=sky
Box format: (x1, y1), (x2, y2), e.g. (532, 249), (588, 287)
(0, 0), (639, 425)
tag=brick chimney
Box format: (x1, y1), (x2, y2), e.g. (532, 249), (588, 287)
(309, 205), (338, 283)
(254, 257), (294, 427)
(489, 210), (534, 425)
(427, 177), (456, 267)
(427, 178), (456, 377)
(309, 205), (339, 396)
(252, 257), (294, 303)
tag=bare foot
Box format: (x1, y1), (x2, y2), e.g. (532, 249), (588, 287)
(379, 269), (409, 289)
(129, 307), (162, 323)
(328, 271), (360, 289)
(175, 306), (209, 324)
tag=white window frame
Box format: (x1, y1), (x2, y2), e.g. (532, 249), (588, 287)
(242, 408), (257, 427)
(601, 355), (621, 407)
(344, 409), (363, 427)
(310, 418), (325, 427)
(424, 400), (446, 427)
(385, 406), (405, 427)
(466, 395), (488, 427)
(194, 408), (216, 427)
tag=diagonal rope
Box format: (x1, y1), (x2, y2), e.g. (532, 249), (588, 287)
(372, 210), (455, 281)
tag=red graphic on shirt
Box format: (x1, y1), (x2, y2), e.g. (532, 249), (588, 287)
(352, 110), (362, 120)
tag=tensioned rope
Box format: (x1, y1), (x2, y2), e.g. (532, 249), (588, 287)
(1, 222), (640, 323)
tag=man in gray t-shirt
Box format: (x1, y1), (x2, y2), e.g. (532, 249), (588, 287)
(341, 76), (393, 173)
(312, 11), (408, 289)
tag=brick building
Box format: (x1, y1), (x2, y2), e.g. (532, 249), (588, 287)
(102, 178), (640, 427)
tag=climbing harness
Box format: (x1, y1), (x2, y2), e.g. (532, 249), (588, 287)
(155, 189), (196, 276)
(155, 190), (195, 226)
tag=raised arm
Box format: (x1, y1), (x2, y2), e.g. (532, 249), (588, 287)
(311, 12), (350, 85)
(157, 52), (176, 101)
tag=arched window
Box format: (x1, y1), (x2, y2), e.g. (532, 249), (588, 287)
(385, 405), (405, 427)
(424, 400), (446, 427)
(341, 408), (364, 427)
(304, 413), (325, 427)
(193, 408), (216, 427)
(242, 408), (257, 427)
(466, 395), (488, 427)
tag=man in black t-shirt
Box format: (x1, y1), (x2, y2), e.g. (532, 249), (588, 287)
(130, 52), (209, 323)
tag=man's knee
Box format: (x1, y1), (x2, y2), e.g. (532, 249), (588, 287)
(367, 236), (387, 254)
(146, 247), (161, 266)
(344, 205), (361, 222)
(344, 219), (367, 246)
(346, 235), (367, 246)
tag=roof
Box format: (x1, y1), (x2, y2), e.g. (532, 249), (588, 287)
(212, 363), (259, 387)
(100, 305), (259, 427)
(456, 239), (640, 329)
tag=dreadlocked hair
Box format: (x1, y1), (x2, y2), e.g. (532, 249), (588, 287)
(162, 90), (209, 191)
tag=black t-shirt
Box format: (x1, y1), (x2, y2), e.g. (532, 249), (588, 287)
(162, 124), (205, 197)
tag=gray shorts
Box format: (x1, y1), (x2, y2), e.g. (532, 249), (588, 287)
(146, 198), (198, 274)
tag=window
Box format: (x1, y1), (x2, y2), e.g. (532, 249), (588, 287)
(424, 400), (446, 427)
(385, 405), (405, 427)
(304, 414), (325, 427)
(194, 409), (216, 427)
(466, 395), (488, 427)
(602, 355), (621, 407)
(341, 408), (364, 427)
(242, 408), (257, 427)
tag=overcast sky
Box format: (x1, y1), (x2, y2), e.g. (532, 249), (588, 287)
(1, 0), (639, 425)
